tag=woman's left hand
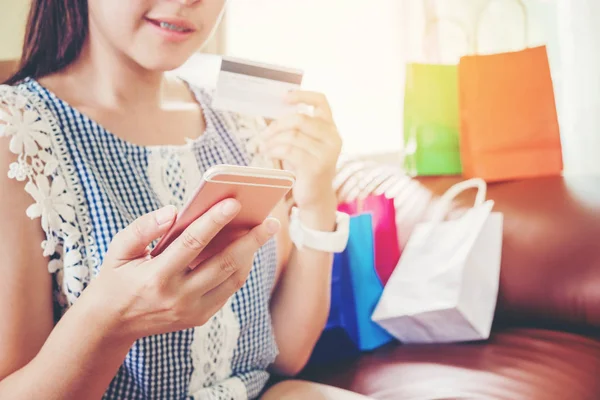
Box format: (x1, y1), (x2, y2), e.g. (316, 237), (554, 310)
(257, 91), (342, 211)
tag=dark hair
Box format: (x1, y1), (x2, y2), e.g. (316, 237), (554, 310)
(5, 0), (89, 85)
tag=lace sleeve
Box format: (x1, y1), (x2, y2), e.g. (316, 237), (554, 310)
(0, 85), (68, 257)
(0, 85), (80, 268)
(0, 84), (98, 308)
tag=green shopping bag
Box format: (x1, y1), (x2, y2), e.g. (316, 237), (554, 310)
(403, 63), (462, 176)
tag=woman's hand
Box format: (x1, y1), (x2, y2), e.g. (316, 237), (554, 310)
(80, 199), (280, 343)
(257, 91), (342, 211)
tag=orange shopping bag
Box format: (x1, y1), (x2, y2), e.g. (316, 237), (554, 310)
(458, 0), (563, 182)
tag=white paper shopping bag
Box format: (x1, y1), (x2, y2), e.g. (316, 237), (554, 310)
(372, 178), (503, 344)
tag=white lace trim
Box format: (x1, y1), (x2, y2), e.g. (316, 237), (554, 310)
(0, 84), (99, 309)
(147, 145), (202, 208)
(190, 377), (247, 400)
(146, 144), (244, 399)
(188, 298), (244, 399)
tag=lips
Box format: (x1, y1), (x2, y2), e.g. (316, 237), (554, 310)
(145, 17), (196, 33)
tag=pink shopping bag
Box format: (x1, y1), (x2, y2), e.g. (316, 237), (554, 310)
(338, 194), (401, 285)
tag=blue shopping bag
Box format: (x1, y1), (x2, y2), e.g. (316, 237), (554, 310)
(309, 213), (394, 365)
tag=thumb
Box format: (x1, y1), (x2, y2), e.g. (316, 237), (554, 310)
(107, 205), (177, 264)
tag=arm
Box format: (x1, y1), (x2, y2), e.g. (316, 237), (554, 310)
(259, 91), (343, 375)
(269, 197), (337, 376)
(0, 145), (135, 399)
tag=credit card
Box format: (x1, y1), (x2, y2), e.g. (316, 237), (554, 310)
(212, 56), (304, 120)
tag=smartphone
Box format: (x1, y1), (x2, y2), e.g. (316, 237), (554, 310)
(150, 164), (295, 260)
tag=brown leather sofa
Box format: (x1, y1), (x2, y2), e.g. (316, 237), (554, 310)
(303, 158), (600, 400)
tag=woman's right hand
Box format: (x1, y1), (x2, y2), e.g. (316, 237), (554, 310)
(80, 198), (280, 342)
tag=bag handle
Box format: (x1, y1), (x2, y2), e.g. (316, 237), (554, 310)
(417, 178), (487, 244)
(430, 178), (488, 225)
(474, 0), (529, 54)
(423, 16), (472, 63)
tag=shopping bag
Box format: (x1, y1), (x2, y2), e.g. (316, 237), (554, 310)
(309, 214), (394, 365)
(338, 194), (401, 285)
(403, 15), (470, 177)
(403, 63), (462, 177)
(372, 179), (504, 344)
(458, 0), (563, 182)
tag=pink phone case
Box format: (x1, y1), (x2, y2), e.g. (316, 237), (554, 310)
(150, 165), (295, 263)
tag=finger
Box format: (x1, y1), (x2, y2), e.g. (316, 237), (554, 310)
(200, 270), (251, 314)
(107, 205), (177, 264)
(261, 114), (336, 144)
(262, 144), (315, 169)
(285, 90), (333, 121)
(187, 228), (249, 270)
(260, 130), (322, 159)
(186, 217), (281, 293)
(155, 198), (241, 274)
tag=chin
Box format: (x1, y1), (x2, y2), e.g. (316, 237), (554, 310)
(137, 53), (194, 73)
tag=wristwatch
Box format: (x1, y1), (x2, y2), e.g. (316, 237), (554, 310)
(288, 207), (350, 253)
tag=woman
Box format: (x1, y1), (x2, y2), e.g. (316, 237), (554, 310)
(0, 0), (369, 399)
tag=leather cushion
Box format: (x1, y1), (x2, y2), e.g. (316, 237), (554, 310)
(304, 328), (600, 400)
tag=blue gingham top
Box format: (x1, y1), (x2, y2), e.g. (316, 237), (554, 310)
(0, 78), (279, 399)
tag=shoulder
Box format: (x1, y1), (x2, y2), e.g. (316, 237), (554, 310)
(0, 82), (68, 257)
(0, 82), (57, 150)
(0, 85), (47, 215)
(0, 82), (58, 179)
(0, 81), (49, 111)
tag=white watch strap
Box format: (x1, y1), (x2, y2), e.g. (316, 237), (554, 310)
(289, 207), (350, 253)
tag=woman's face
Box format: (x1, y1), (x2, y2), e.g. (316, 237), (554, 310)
(87, 0), (226, 71)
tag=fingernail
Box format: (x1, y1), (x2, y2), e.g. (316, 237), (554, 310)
(221, 199), (240, 217)
(156, 205), (177, 225)
(265, 217), (281, 235)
